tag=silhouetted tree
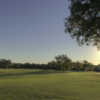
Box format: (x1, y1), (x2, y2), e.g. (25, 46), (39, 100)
(0, 59), (11, 68)
(48, 61), (61, 70)
(0, 58), (95, 71)
(82, 60), (94, 71)
(72, 61), (83, 71)
(65, 0), (100, 48)
(55, 55), (72, 71)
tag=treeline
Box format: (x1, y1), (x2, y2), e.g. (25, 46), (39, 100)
(0, 55), (99, 72)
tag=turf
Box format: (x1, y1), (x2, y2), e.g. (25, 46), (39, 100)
(0, 69), (100, 100)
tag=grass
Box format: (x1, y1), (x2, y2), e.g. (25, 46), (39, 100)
(0, 69), (100, 100)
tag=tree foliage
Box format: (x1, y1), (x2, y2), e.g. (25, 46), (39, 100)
(55, 55), (72, 71)
(65, 0), (100, 48)
(0, 55), (95, 71)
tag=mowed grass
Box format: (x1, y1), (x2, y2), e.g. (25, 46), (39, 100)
(0, 70), (100, 100)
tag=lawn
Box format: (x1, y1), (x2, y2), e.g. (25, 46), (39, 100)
(0, 69), (100, 100)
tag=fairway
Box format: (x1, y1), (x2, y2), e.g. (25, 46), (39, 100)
(0, 70), (100, 100)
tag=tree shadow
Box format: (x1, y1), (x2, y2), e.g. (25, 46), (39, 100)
(0, 70), (65, 78)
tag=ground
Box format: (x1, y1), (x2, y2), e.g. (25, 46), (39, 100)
(0, 69), (100, 100)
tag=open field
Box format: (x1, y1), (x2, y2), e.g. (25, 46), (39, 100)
(0, 69), (100, 100)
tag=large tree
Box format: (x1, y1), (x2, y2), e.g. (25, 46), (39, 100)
(65, 0), (100, 48)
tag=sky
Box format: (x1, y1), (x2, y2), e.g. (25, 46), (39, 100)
(0, 0), (100, 65)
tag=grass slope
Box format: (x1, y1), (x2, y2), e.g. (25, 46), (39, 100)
(0, 69), (100, 100)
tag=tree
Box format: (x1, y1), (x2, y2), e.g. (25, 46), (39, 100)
(0, 59), (11, 68)
(94, 64), (100, 72)
(65, 0), (100, 48)
(55, 55), (72, 71)
(72, 61), (83, 71)
(82, 60), (94, 71)
(48, 61), (60, 70)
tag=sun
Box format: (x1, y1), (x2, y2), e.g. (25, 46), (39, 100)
(92, 49), (100, 65)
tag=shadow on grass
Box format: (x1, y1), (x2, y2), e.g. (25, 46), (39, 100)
(0, 70), (65, 78)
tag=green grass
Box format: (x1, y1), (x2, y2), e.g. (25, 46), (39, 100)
(0, 69), (100, 100)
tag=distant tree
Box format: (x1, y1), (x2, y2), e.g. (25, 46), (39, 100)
(55, 55), (72, 71)
(82, 60), (94, 71)
(72, 61), (83, 71)
(23, 63), (32, 69)
(65, 0), (100, 48)
(11, 63), (23, 69)
(94, 65), (100, 72)
(0, 59), (11, 69)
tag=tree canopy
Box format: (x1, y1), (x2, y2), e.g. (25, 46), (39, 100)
(0, 55), (95, 71)
(65, 0), (100, 48)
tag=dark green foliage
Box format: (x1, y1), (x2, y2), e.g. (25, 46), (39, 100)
(0, 59), (11, 68)
(65, 0), (100, 48)
(94, 65), (100, 72)
(72, 61), (83, 71)
(0, 54), (96, 71)
(82, 60), (94, 71)
(55, 55), (72, 71)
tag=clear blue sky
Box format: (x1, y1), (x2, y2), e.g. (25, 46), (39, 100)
(0, 0), (99, 64)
